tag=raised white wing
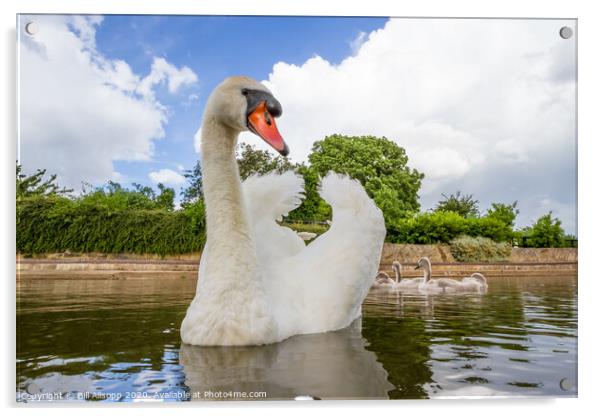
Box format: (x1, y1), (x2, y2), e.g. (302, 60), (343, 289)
(267, 173), (386, 339)
(242, 171), (307, 263)
(243, 171), (386, 341)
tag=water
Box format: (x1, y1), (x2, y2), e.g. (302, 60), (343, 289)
(16, 275), (577, 401)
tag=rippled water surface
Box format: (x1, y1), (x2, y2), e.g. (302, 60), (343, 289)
(16, 275), (577, 401)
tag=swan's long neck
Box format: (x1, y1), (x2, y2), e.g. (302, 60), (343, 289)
(423, 263), (432, 282)
(200, 116), (258, 284)
(201, 117), (248, 238)
(392, 263), (401, 283)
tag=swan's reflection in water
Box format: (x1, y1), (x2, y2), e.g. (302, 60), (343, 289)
(179, 318), (394, 400)
(367, 287), (436, 320)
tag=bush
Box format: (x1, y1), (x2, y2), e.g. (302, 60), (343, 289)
(450, 235), (512, 262)
(387, 211), (514, 244)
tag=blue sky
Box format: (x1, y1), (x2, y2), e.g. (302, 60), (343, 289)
(18, 15), (576, 234)
(96, 15), (388, 189)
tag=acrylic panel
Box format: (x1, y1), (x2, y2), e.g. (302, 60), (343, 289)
(16, 15), (577, 402)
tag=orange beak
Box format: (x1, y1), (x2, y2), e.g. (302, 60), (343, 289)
(247, 101), (289, 156)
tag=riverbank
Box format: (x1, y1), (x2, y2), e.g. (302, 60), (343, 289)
(16, 244), (577, 280)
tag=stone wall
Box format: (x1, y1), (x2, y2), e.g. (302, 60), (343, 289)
(17, 245), (577, 279)
(508, 247), (577, 263)
(379, 243), (577, 265)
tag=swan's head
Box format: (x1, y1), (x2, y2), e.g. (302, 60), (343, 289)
(376, 271), (389, 279)
(204, 76), (288, 156)
(415, 257), (431, 270)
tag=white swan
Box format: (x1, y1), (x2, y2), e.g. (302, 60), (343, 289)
(371, 261), (405, 288)
(391, 260), (424, 289)
(414, 257), (488, 293)
(460, 272), (488, 292)
(180, 77), (386, 346)
(372, 271), (395, 287)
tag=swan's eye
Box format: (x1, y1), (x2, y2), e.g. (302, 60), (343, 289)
(241, 89), (248, 96)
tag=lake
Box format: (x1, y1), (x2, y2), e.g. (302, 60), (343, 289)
(16, 274), (577, 401)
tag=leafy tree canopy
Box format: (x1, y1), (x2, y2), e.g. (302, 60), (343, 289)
(16, 163), (72, 200)
(308, 135), (424, 224)
(486, 201), (519, 227)
(181, 161), (203, 206)
(435, 191), (479, 218)
(522, 212), (566, 248)
(237, 142), (297, 180)
(78, 181), (175, 212)
(156, 183), (176, 211)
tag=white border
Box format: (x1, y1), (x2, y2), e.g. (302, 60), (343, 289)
(3, 1), (601, 415)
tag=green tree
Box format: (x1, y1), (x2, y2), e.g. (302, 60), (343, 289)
(307, 135), (424, 225)
(78, 181), (175, 212)
(522, 212), (566, 248)
(131, 182), (156, 200)
(16, 163), (72, 200)
(181, 161), (203, 205)
(156, 183), (175, 211)
(486, 201), (519, 227)
(286, 164), (332, 222)
(236, 143), (296, 180)
(435, 191), (479, 218)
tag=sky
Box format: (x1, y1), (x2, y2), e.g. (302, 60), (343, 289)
(17, 15), (577, 234)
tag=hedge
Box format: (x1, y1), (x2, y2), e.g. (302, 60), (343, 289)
(387, 211), (514, 244)
(17, 197), (515, 256)
(17, 196), (205, 256)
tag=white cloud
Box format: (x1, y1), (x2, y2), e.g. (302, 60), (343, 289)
(253, 18), (576, 233)
(137, 57), (198, 99)
(18, 15), (198, 190)
(148, 168), (186, 186)
(349, 31), (367, 55)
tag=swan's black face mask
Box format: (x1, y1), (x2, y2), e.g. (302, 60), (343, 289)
(242, 88), (289, 157)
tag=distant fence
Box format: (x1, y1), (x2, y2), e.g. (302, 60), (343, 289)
(281, 219), (330, 226)
(515, 236), (578, 248)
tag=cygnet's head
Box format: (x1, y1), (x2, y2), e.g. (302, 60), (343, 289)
(415, 257), (431, 270)
(376, 271), (390, 279)
(470, 272), (487, 284)
(203, 76), (288, 156)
